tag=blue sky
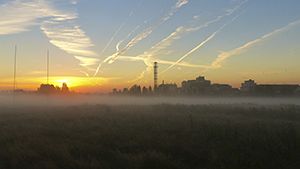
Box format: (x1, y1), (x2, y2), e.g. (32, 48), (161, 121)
(0, 0), (300, 91)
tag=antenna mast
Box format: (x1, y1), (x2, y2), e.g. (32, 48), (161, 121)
(47, 49), (49, 84)
(13, 45), (17, 92)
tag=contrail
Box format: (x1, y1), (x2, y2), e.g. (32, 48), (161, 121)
(99, 0), (144, 57)
(93, 0), (144, 77)
(133, 18), (299, 79)
(94, 0), (190, 77)
(116, 25), (141, 52)
(125, 0), (248, 81)
(161, 14), (241, 74)
(206, 19), (300, 70)
(99, 22), (126, 57)
(145, 0), (248, 56)
(117, 56), (210, 68)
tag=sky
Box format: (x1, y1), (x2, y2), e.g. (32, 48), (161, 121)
(0, 0), (300, 92)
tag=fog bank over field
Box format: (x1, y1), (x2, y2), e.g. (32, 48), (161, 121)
(0, 94), (300, 107)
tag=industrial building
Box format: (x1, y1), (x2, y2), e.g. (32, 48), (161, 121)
(241, 79), (299, 96)
(111, 62), (300, 96)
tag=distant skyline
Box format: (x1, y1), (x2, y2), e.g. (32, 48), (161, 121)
(0, 0), (300, 92)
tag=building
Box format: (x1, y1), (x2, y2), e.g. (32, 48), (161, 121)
(61, 83), (70, 93)
(110, 76), (300, 97)
(240, 79), (299, 96)
(255, 84), (299, 96)
(211, 84), (237, 95)
(37, 84), (59, 94)
(129, 85), (142, 95)
(181, 76), (211, 95)
(156, 81), (178, 95)
(37, 83), (70, 94)
(295, 86), (300, 95)
(241, 79), (257, 92)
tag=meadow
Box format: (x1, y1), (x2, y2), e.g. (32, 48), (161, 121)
(0, 104), (299, 169)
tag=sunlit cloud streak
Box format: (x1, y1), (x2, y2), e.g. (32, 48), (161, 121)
(206, 19), (300, 70)
(171, 19), (300, 73)
(74, 56), (99, 67)
(118, 56), (210, 68)
(130, 18), (299, 80)
(127, 0), (247, 82)
(40, 3), (98, 71)
(93, 0), (144, 77)
(146, 0), (248, 57)
(94, 0), (189, 77)
(161, 13), (242, 74)
(117, 55), (209, 84)
(0, 0), (98, 72)
(0, 0), (48, 35)
(160, 28), (222, 74)
(99, 0), (144, 57)
(116, 25), (141, 52)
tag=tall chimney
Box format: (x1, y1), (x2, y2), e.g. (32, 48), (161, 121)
(154, 62), (158, 91)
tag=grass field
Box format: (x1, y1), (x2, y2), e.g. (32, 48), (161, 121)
(0, 104), (299, 169)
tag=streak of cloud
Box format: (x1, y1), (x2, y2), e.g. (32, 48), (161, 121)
(40, 2), (98, 71)
(0, 0), (48, 35)
(93, 0), (144, 77)
(117, 54), (210, 84)
(0, 0), (98, 73)
(147, 0), (248, 57)
(117, 56), (210, 68)
(126, 0), (247, 82)
(94, 0), (189, 77)
(131, 17), (299, 79)
(207, 19), (300, 70)
(161, 14), (241, 74)
(74, 56), (99, 67)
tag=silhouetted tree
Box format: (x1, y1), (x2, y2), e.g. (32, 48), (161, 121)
(61, 83), (70, 93)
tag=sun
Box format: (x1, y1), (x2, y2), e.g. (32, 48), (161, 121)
(54, 78), (74, 88)
(52, 76), (104, 88)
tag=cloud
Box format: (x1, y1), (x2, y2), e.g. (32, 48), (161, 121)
(117, 56), (210, 68)
(0, 0), (98, 73)
(41, 20), (98, 57)
(207, 20), (300, 70)
(116, 54), (210, 83)
(149, 0), (248, 56)
(74, 56), (99, 67)
(70, 0), (78, 5)
(40, 2), (98, 71)
(0, 0), (48, 35)
(125, 0), (247, 80)
(160, 24), (229, 74)
(94, 0), (190, 77)
(160, 15), (300, 75)
(176, 0), (189, 8)
(161, 13), (243, 74)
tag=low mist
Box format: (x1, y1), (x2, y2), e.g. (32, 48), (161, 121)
(1, 94), (300, 107)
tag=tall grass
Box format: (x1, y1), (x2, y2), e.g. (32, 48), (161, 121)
(0, 104), (299, 169)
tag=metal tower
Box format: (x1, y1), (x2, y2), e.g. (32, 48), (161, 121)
(154, 62), (158, 91)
